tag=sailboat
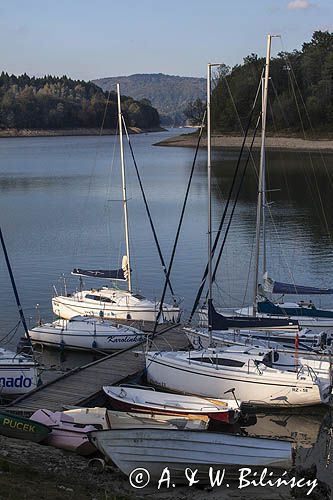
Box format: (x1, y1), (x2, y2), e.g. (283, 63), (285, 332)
(52, 84), (180, 323)
(235, 278), (333, 329)
(194, 36), (333, 355)
(222, 41), (333, 329)
(0, 228), (39, 396)
(144, 43), (333, 408)
(29, 315), (148, 351)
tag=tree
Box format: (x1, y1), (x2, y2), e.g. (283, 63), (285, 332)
(183, 98), (205, 126)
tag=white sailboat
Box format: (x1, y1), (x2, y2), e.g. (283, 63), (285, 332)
(29, 315), (148, 351)
(185, 324), (333, 359)
(144, 48), (332, 408)
(0, 228), (40, 396)
(52, 84), (180, 324)
(223, 36), (333, 329)
(0, 348), (39, 396)
(189, 35), (333, 355)
(146, 345), (332, 407)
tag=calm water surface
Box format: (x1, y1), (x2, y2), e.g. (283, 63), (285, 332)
(1, 130), (333, 488)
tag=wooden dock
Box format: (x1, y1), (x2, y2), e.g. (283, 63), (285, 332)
(5, 324), (188, 416)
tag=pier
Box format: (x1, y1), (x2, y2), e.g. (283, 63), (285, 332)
(6, 323), (188, 416)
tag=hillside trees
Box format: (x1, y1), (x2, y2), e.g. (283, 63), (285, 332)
(0, 74), (160, 130)
(184, 31), (333, 135)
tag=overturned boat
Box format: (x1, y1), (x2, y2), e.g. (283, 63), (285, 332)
(88, 428), (293, 482)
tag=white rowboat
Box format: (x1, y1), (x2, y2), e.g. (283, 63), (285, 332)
(88, 428), (292, 482)
(103, 385), (239, 424)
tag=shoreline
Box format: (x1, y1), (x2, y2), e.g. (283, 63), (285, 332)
(154, 132), (333, 152)
(0, 434), (293, 500)
(0, 126), (165, 138)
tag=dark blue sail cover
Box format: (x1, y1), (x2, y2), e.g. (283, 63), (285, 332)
(72, 268), (126, 280)
(270, 280), (333, 295)
(258, 299), (333, 318)
(263, 274), (333, 295)
(209, 301), (299, 331)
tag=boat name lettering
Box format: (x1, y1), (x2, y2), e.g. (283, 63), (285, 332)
(0, 376), (32, 388)
(129, 467), (317, 495)
(107, 335), (145, 343)
(2, 417), (36, 432)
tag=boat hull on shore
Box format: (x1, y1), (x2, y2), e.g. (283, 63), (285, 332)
(88, 428), (292, 482)
(103, 385), (239, 424)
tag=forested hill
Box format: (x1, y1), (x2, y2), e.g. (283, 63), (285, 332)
(207, 30), (333, 135)
(0, 73), (160, 131)
(93, 73), (206, 125)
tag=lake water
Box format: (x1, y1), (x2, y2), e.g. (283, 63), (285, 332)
(1, 130), (333, 490)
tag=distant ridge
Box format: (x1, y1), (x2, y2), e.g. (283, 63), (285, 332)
(93, 73), (206, 125)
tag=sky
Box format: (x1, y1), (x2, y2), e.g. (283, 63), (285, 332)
(0, 0), (332, 81)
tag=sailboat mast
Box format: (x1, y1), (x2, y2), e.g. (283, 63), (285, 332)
(116, 83), (132, 293)
(253, 34), (272, 315)
(207, 64), (213, 344)
(0, 227), (31, 342)
(262, 76), (267, 276)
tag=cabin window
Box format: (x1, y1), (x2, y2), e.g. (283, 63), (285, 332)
(192, 357), (245, 367)
(132, 294), (145, 300)
(85, 294), (115, 303)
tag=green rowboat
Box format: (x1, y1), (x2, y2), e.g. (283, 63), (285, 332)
(0, 411), (50, 443)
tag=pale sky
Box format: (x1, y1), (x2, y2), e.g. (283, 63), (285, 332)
(0, 0), (332, 80)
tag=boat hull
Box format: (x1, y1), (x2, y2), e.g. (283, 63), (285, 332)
(88, 428), (292, 482)
(103, 386), (239, 424)
(0, 363), (39, 396)
(31, 409), (97, 455)
(29, 319), (147, 351)
(146, 353), (327, 407)
(185, 328), (332, 360)
(52, 296), (180, 323)
(228, 306), (333, 329)
(0, 411), (50, 442)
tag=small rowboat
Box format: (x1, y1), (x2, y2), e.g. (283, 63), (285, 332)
(88, 428), (293, 482)
(0, 411), (50, 443)
(63, 407), (209, 431)
(31, 409), (98, 455)
(103, 386), (240, 424)
(30, 407), (209, 456)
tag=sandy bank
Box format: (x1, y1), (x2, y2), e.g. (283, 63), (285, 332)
(155, 132), (333, 152)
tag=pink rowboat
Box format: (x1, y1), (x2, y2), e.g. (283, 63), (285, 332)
(103, 386), (240, 424)
(31, 409), (97, 456)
